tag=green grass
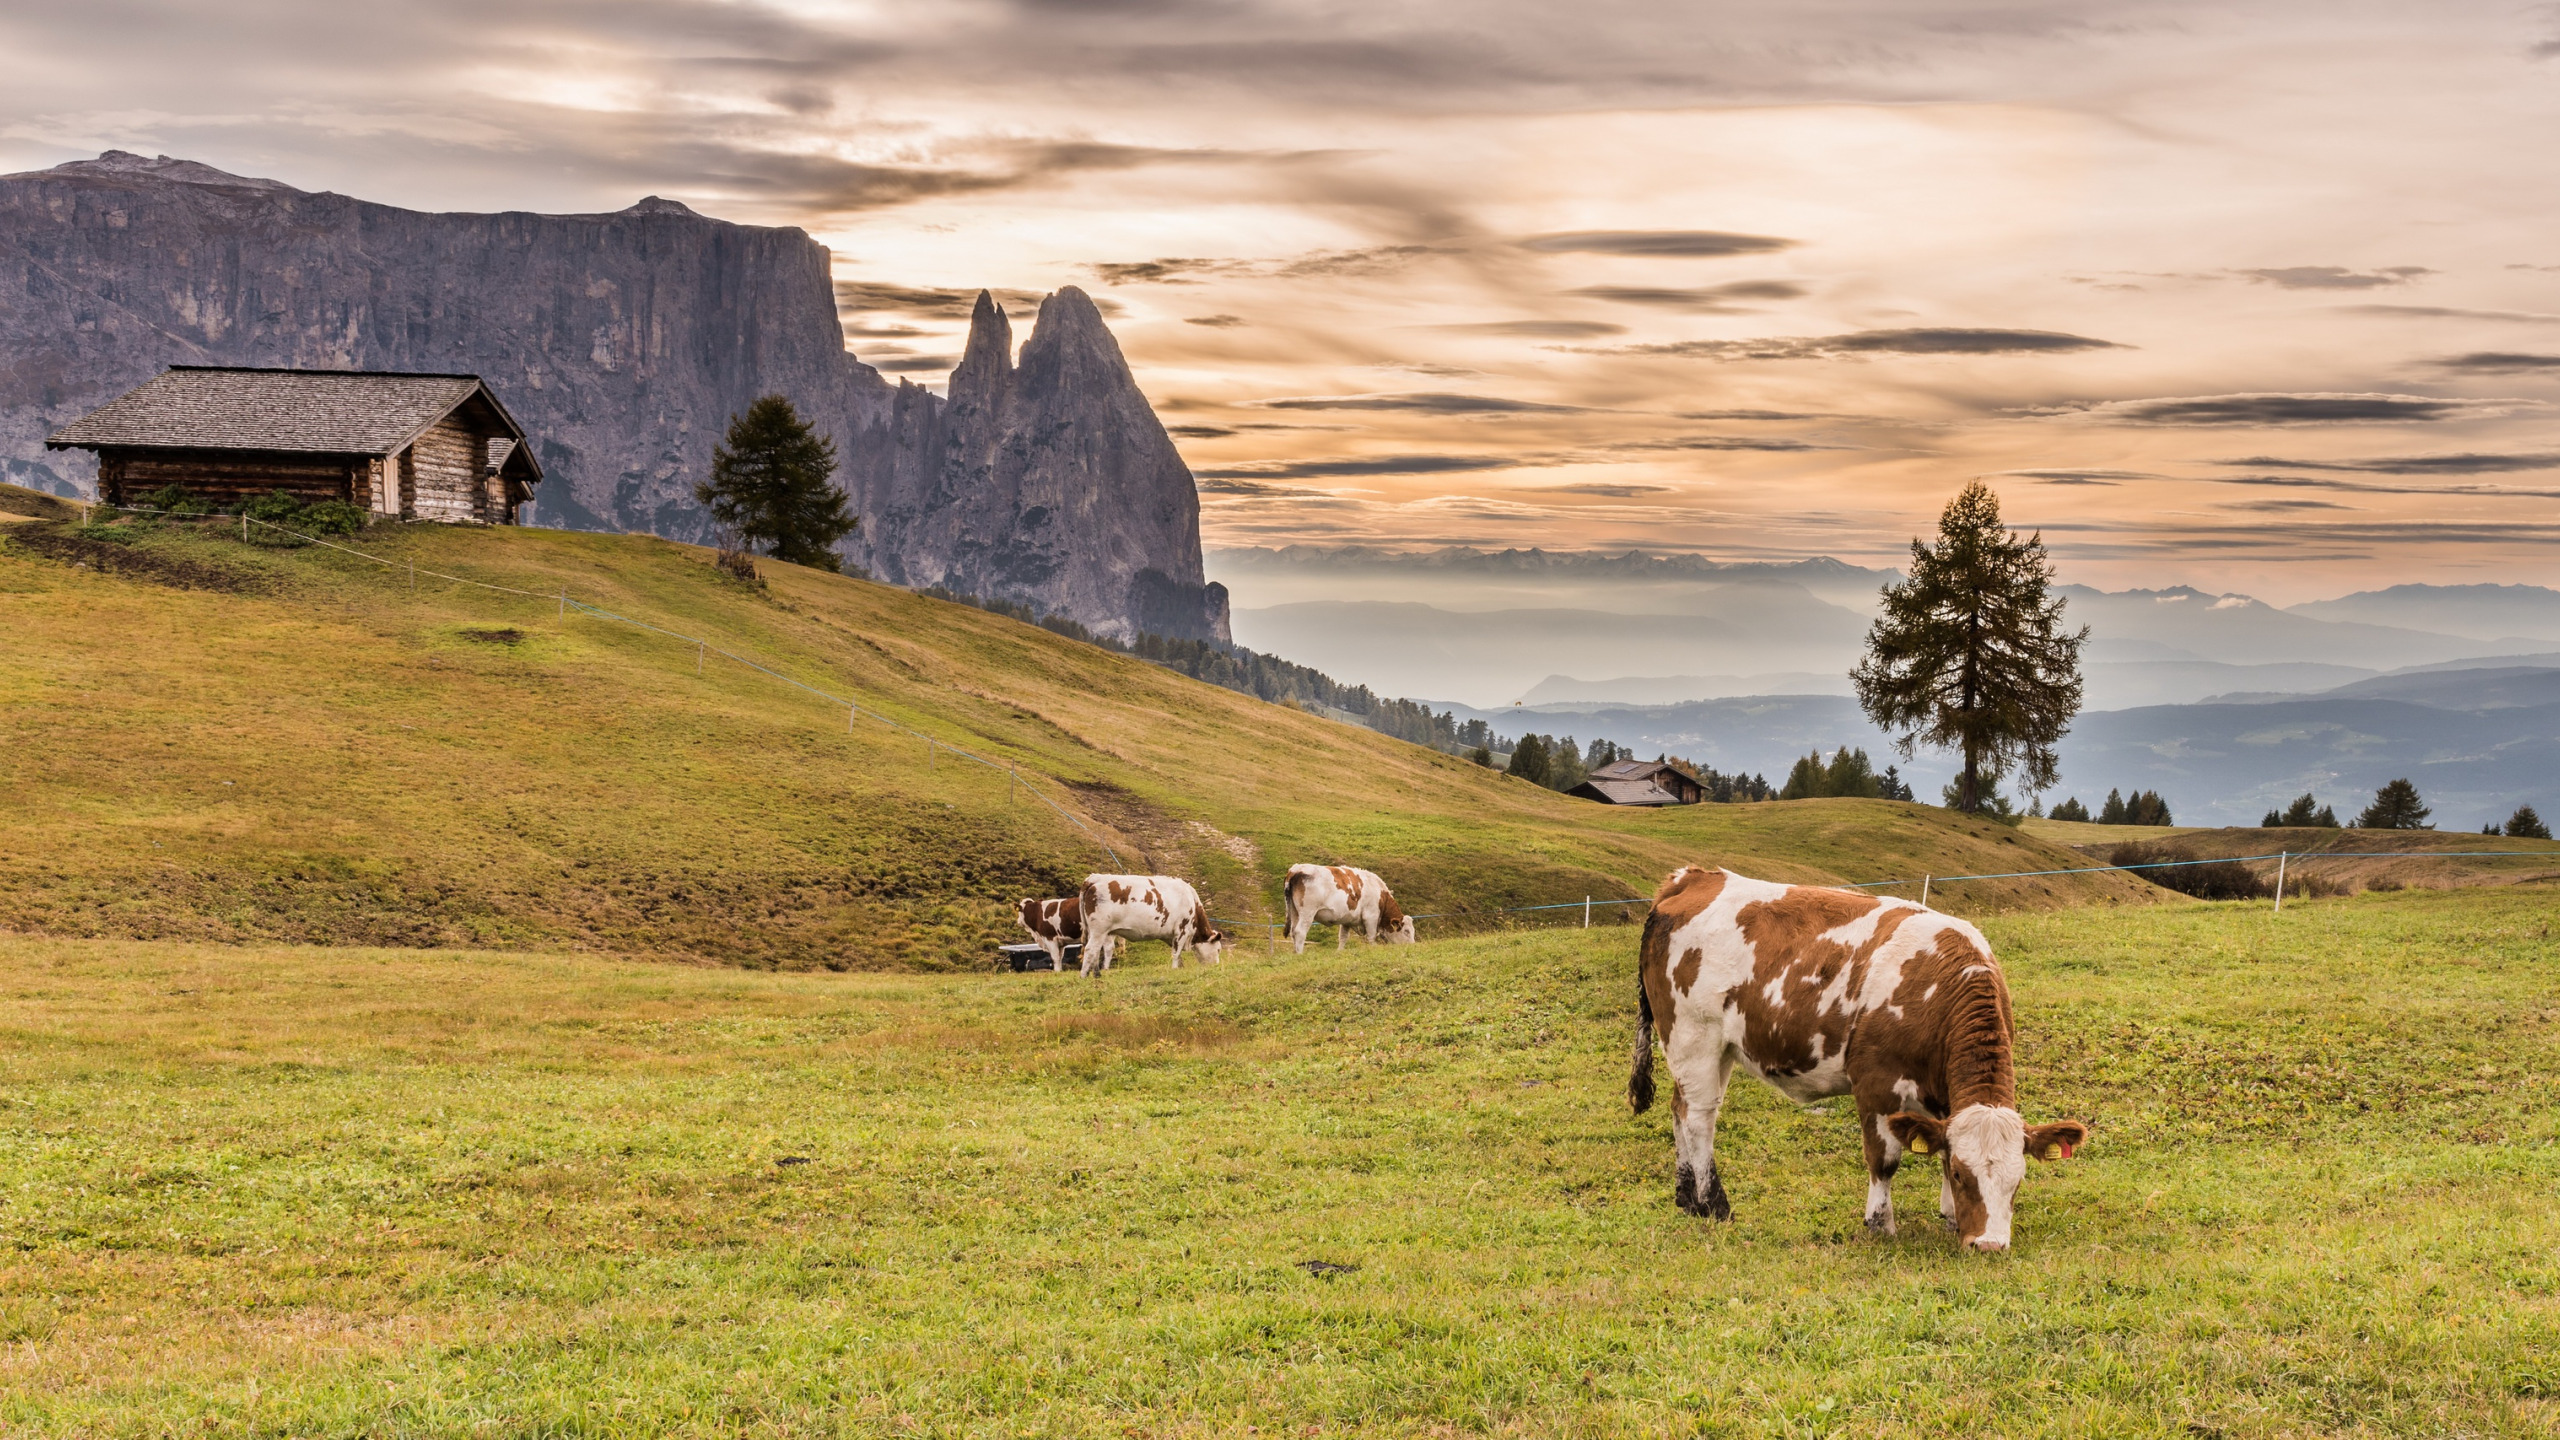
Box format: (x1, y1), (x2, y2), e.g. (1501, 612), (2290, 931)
(1, 516), (2155, 969)
(2, 887), (2554, 1436)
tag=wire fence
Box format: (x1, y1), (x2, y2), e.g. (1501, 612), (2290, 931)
(1215, 846), (2559, 941)
(96, 505), (1130, 868)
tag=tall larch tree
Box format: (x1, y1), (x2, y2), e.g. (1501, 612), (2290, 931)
(1852, 482), (2088, 814)
(695, 395), (857, 572)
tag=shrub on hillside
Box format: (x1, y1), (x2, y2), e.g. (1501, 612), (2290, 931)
(2111, 842), (2266, 900)
(134, 483), (211, 518)
(2504, 804), (2551, 840)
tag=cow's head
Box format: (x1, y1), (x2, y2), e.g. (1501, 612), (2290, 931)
(1377, 894), (1417, 945)
(1194, 919), (1232, 964)
(1888, 1107), (2087, 1253)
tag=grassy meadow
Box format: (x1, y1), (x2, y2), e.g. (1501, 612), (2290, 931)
(0, 509), (2154, 972)
(3, 886), (2555, 1437)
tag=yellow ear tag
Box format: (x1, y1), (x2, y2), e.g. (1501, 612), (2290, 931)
(1908, 1137), (1931, 1155)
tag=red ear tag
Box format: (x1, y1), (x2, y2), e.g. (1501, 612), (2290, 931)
(2059, 1141), (2076, 1159)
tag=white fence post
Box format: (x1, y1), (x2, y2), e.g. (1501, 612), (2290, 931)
(1920, 874), (1932, 908)
(2274, 851), (2287, 914)
(1583, 895), (1592, 929)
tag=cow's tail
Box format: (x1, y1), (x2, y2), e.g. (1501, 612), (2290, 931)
(1629, 968), (1657, 1114)
(1628, 903), (1670, 1114)
(1283, 868), (1308, 940)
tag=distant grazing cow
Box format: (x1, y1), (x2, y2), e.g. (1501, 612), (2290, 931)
(1282, 864), (1416, 953)
(1076, 874), (1230, 977)
(1014, 896), (1083, 972)
(1628, 866), (2088, 1252)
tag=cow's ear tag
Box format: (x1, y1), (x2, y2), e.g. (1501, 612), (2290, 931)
(2058, 1141), (2076, 1159)
(1908, 1137), (1931, 1155)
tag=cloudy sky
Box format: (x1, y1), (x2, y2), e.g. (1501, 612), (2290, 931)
(6, 0), (2559, 598)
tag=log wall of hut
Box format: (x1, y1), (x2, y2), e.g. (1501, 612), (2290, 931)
(99, 450), (361, 508)
(408, 415), (485, 524)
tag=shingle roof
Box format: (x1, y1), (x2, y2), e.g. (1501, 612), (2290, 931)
(1590, 759), (1687, 784)
(1571, 777), (1687, 806)
(46, 367), (525, 459)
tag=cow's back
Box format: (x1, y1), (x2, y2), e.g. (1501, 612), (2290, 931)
(1645, 867), (1994, 1098)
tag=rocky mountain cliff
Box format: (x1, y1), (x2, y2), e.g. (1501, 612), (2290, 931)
(0, 151), (1225, 640)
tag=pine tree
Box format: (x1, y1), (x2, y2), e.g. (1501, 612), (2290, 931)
(2051, 796), (2089, 822)
(1880, 766), (1915, 802)
(1548, 735), (1589, 792)
(1506, 734), (1552, 786)
(1469, 745), (1493, 768)
(2505, 804), (2551, 840)
(1853, 482), (2088, 813)
(695, 395), (856, 571)
(2098, 788), (2128, 825)
(2354, 778), (2432, 830)
(2128, 790), (2173, 826)
(1780, 752), (1825, 800)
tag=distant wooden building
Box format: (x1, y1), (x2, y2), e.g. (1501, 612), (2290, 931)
(1569, 758), (1705, 807)
(45, 366), (541, 523)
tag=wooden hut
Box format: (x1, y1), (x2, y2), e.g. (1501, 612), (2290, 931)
(45, 366), (541, 523)
(1568, 758), (1705, 806)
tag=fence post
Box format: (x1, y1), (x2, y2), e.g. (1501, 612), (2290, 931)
(1920, 874), (1932, 908)
(2274, 851), (2287, 914)
(241, 513), (248, 543)
(1584, 895), (1592, 929)
(697, 641), (704, 676)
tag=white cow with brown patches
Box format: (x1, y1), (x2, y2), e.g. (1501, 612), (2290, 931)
(1013, 896), (1083, 972)
(1076, 874), (1230, 977)
(1282, 864), (1416, 954)
(1628, 866), (2088, 1252)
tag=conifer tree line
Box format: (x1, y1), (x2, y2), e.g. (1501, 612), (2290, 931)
(1778, 747), (1915, 801)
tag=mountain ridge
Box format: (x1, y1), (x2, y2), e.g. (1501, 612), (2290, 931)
(0, 151), (1225, 641)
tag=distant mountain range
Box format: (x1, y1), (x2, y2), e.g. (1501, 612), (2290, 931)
(2286, 583), (2560, 644)
(1422, 652), (2560, 829)
(1220, 546), (2559, 712)
(1212, 547), (2560, 829)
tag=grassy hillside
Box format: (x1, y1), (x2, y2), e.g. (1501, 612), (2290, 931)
(1, 889), (2553, 1435)
(1, 513), (2155, 968)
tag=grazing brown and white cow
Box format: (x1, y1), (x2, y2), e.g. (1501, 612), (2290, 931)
(1629, 866), (2088, 1252)
(1013, 896), (1083, 972)
(1282, 864), (1417, 953)
(1076, 874), (1230, 977)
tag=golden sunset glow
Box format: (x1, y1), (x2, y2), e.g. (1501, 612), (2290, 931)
(5, 2), (2559, 596)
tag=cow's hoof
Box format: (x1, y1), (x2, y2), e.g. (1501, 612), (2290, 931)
(1699, 1165), (1733, 1222)
(1865, 1212), (1896, 1237)
(1674, 1163), (1700, 1215)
